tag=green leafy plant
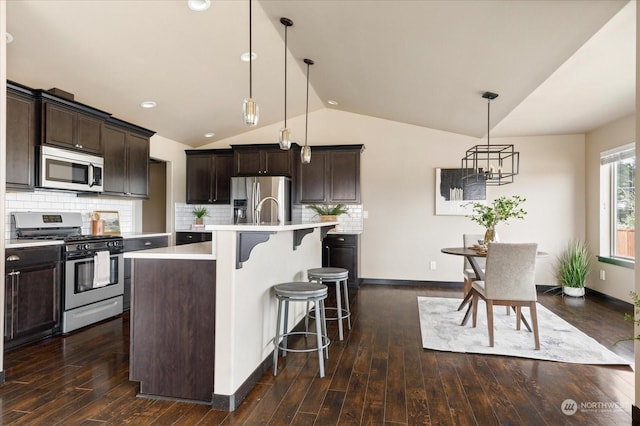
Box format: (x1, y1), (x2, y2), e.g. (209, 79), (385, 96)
(615, 291), (640, 344)
(307, 204), (349, 216)
(467, 195), (527, 229)
(192, 206), (208, 218)
(556, 239), (590, 288)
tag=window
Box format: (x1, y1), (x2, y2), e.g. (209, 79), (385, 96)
(600, 143), (635, 263)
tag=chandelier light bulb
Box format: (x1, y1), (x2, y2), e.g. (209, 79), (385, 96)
(279, 128), (292, 150)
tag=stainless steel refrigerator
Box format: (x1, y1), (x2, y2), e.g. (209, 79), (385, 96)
(231, 176), (291, 224)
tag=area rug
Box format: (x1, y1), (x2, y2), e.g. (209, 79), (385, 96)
(418, 296), (631, 365)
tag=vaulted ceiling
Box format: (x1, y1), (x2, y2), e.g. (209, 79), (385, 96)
(5, 0), (633, 147)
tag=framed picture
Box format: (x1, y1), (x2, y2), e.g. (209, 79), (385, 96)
(435, 168), (487, 215)
(95, 210), (121, 235)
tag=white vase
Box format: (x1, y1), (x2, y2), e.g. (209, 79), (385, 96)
(563, 286), (585, 297)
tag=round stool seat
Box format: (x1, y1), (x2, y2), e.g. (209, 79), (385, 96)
(274, 282), (328, 299)
(307, 267), (349, 280)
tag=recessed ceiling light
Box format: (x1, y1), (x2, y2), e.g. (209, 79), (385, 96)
(140, 101), (157, 109)
(6, 32), (14, 44)
(327, 100), (338, 106)
(187, 0), (211, 11)
(204, 132), (215, 138)
(240, 52), (257, 62)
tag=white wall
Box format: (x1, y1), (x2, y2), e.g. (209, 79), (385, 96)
(208, 108), (586, 286)
(586, 114), (635, 303)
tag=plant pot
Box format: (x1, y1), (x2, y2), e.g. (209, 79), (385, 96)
(321, 215), (337, 231)
(563, 286), (585, 297)
(484, 227), (498, 245)
(195, 217), (203, 225)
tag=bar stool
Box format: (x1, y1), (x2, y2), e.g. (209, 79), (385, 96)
(273, 282), (330, 378)
(307, 267), (351, 341)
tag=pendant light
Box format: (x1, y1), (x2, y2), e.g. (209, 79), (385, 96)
(301, 58), (314, 164)
(461, 91), (519, 185)
(242, 0), (259, 126)
(279, 17), (293, 150)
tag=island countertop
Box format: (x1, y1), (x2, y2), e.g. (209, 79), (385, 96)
(124, 241), (214, 260)
(204, 220), (338, 232)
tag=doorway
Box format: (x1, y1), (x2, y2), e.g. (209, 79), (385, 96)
(143, 159), (167, 233)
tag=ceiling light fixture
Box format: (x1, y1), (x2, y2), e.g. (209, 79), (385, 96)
(327, 100), (338, 106)
(461, 92), (519, 185)
(278, 17), (294, 150)
(187, 0), (211, 12)
(242, 0), (259, 126)
(140, 101), (157, 109)
(301, 58), (314, 164)
(204, 132), (215, 138)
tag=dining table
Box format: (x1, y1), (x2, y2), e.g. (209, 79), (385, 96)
(441, 246), (547, 332)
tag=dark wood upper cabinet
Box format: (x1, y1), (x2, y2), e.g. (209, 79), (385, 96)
(6, 84), (37, 190)
(42, 102), (104, 155)
(299, 150), (328, 203)
(232, 144), (297, 177)
(298, 145), (363, 204)
(102, 119), (153, 198)
(186, 149), (233, 204)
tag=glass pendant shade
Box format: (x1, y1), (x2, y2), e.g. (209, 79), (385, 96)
(279, 128), (292, 150)
(301, 145), (312, 164)
(243, 98), (259, 126)
(243, 0), (258, 126)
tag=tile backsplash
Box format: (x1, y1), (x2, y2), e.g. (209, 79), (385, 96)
(175, 202), (364, 233)
(5, 190), (134, 239)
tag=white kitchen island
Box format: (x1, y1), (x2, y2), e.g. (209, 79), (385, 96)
(125, 221), (336, 411)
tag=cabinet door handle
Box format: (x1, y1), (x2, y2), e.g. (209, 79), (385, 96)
(337, 237), (345, 242)
(75, 143), (84, 149)
(144, 241), (152, 246)
(8, 271), (20, 276)
(187, 235), (193, 239)
(6, 255), (20, 262)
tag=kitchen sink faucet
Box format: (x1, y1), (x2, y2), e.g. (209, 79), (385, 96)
(254, 196), (280, 224)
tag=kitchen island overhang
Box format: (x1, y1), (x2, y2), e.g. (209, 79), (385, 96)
(125, 221), (336, 411)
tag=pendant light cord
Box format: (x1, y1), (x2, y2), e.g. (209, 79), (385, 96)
(305, 61), (310, 145)
(249, 0), (253, 98)
(284, 24), (288, 128)
(486, 97), (490, 171)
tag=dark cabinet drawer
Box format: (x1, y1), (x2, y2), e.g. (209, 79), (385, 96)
(124, 236), (169, 252)
(176, 232), (213, 246)
(322, 234), (359, 288)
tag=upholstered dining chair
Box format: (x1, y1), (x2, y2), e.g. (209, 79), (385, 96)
(462, 233), (485, 295)
(469, 242), (540, 350)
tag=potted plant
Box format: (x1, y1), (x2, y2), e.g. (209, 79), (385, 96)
(557, 239), (590, 297)
(467, 195), (527, 244)
(307, 204), (349, 230)
(192, 206), (208, 224)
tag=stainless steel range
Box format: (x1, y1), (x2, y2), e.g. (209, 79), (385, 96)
(12, 212), (124, 333)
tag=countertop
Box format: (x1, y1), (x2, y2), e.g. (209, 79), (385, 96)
(6, 239), (64, 249)
(6, 232), (171, 249)
(124, 241), (215, 260)
(204, 221), (338, 232)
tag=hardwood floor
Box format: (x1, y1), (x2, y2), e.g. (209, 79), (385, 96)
(0, 284), (634, 425)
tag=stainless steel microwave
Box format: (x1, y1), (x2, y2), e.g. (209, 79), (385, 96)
(40, 145), (104, 192)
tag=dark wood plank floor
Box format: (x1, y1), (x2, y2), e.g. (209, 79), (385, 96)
(0, 284), (634, 425)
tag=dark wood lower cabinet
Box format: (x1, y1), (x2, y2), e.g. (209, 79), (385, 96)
(130, 258), (216, 403)
(322, 234), (359, 288)
(176, 231), (213, 246)
(5, 246), (61, 350)
(123, 236), (169, 310)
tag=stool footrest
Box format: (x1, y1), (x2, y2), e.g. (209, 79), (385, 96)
(309, 307), (351, 322)
(276, 331), (330, 353)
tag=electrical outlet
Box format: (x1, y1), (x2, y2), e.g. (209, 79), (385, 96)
(599, 270), (606, 280)
(430, 261), (437, 270)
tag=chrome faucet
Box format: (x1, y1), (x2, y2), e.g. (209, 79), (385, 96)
(254, 196), (280, 224)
